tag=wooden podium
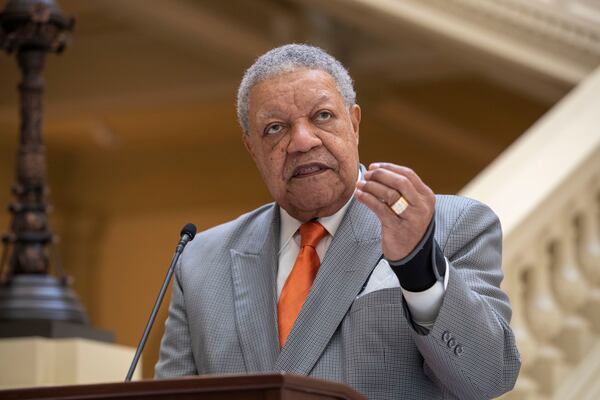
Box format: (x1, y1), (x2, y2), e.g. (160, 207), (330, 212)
(0, 373), (367, 400)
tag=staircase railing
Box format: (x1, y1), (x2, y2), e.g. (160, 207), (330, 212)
(461, 66), (600, 400)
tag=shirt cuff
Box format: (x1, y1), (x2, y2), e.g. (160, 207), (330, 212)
(387, 218), (445, 291)
(400, 259), (449, 328)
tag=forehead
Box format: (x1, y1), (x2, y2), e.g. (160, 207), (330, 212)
(248, 69), (344, 116)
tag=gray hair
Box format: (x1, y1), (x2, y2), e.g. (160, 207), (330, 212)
(236, 44), (356, 134)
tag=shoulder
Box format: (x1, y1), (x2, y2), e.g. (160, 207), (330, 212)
(197, 203), (275, 242)
(180, 203), (276, 263)
(434, 194), (492, 217)
(434, 195), (501, 250)
(434, 194), (498, 225)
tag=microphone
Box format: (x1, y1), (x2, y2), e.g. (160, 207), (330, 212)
(125, 223), (197, 382)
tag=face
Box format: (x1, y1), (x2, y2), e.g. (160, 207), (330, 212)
(244, 68), (361, 222)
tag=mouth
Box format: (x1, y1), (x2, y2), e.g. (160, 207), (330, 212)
(291, 162), (330, 179)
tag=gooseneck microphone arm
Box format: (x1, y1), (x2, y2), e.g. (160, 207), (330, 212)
(125, 223), (197, 382)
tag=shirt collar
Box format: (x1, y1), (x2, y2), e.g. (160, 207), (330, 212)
(279, 195), (353, 252)
(279, 168), (361, 251)
(279, 166), (364, 251)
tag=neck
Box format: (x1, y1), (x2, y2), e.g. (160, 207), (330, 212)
(282, 191), (354, 222)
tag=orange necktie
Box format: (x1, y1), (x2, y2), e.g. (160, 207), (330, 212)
(278, 221), (327, 348)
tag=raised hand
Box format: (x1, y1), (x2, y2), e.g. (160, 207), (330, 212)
(355, 163), (435, 261)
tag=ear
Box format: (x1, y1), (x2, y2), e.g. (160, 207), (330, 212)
(349, 104), (361, 144)
(242, 133), (257, 162)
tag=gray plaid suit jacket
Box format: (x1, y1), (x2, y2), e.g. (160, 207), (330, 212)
(155, 195), (521, 399)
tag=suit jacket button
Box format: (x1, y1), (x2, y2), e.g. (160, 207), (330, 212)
(455, 344), (463, 355)
(442, 331), (451, 342)
(447, 338), (456, 348)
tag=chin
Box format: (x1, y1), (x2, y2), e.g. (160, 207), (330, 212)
(286, 186), (346, 215)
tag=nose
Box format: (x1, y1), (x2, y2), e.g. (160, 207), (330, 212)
(287, 120), (322, 153)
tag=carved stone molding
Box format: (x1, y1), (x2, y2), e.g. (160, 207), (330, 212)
(344, 0), (600, 84)
(428, 0), (600, 65)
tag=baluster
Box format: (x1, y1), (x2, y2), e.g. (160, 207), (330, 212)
(506, 262), (539, 368)
(577, 186), (600, 282)
(524, 242), (565, 395)
(577, 186), (600, 332)
(582, 288), (600, 334)
(550, 216), (591, 363)
(499, 262), (540, 400)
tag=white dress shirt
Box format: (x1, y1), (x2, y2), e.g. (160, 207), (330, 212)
(277, 187), (449, 328)
(277, 196), (353, 296)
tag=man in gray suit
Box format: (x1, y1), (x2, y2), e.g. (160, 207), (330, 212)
(155, 44), (520, 399)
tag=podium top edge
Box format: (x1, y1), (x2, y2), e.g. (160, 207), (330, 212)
(0, 373), (367, 400)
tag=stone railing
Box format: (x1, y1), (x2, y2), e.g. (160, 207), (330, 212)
(312, 0), (600, 90)
(461, 66), (600, 400)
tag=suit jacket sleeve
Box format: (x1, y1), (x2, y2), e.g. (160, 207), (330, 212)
(405, 199), (521, 399)
(154, 257), (198, 378)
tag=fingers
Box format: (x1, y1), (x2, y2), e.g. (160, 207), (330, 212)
(368, 162), (430, 196)
(357, 163), (436, 261)
(361, 168), (419, 205)
(355, 179), (398, 206)
(354, 185), (401, 223)
(356, 168), (415, 222)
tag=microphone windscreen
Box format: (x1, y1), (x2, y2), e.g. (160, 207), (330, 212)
(181, 223), (197, 239)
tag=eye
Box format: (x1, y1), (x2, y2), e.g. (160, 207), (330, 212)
(315, 110), (332, 121)
(264, 123), (284, 135)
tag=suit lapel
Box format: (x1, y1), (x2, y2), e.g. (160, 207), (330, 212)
(274, 198), (382, 374)
(230, 205), (280, 372)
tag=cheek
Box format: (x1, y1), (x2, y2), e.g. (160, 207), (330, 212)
(274, 145), (286, 161)
(328, 133), (358, 164)
(261, 145), (287, 177)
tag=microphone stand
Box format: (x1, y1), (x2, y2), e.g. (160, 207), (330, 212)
(125, 226), (195, 382)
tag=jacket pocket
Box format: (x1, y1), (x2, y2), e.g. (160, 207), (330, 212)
(341, 287), (436, 399)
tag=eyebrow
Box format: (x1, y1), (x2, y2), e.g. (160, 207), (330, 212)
(256, 110), (285, 121)
(256, 94), (334, 120)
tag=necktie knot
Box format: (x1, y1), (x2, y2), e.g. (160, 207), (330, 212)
(299, 221), (327, 248)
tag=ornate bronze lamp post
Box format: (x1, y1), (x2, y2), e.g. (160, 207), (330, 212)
(0, 0), (107, 339)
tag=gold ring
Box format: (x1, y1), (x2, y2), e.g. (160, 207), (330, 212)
(390, 196), (409, 216)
